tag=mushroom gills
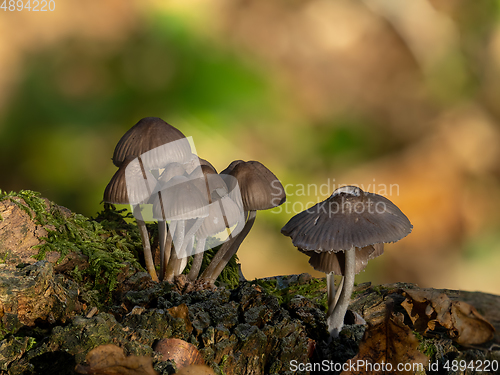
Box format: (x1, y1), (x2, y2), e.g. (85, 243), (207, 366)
(302, 243), (384, 275)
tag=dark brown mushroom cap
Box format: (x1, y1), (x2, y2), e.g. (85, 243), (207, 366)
(104, 156), (156, 205)
(112, 117), (190, 168)
(281, 185), (412, 251)
(223, 160), (286, 211)
(220, 160), (244, 175)
(300, 243), (384, 275)
(199, 158), (217, 173)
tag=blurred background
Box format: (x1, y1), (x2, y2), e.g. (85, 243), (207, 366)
(1, 0), (499, 294)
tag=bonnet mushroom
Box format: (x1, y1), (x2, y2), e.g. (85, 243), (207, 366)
(104, 156), (159, 282)
(112, 117), (190, 169)
(153, 176), (209, 281)
(188, 192), (243, 281)
(281, 185), (412, 339)
(201, 160), (286, 282)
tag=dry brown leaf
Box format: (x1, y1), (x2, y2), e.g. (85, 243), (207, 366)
(402, 289), (495, 345)
(176, 365), (216, 375)
(74, 344), (158, 375)
(341, 312), (428, 375)
(154, 338), (205, 368)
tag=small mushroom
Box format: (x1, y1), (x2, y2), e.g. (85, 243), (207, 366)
(188, 193), (244, 281)
(201, 160), (286, 282)
(153, 176), (209, 281)
(103, 156), (159, 282)
(154, 162), (188, 280)
(112, 117), (190, 169)
(281, 185), (412, 339)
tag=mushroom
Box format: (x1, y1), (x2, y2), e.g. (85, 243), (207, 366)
(153, 176), (209, 281)
(110, 117), (194, 281)
(188, 192), (243, 281)
(112, 117), (190, 169)
(151, 158), (216, 280)
(201, 160), (286, 282)
(103, 156), (159, 281)
(281, 185), (412, 339)
(152, 163), (187, 280)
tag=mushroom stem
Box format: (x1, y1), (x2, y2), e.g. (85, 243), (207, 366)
(133, 205), (158, 282)
(164, 221), (180, 282)
(327, 246), (355, 339)
(333, 276), (344, 309)
(207, 210), (256, 283)
(162, 226), (173, 280)
(188, 238), (206, 281)
(326, 273), (336, 313)
(158, 220), (167, 280)
(164, 249), (179, 282)
(175, 220), (185, 256)
(200, 210), (249, 280)
(179, 218), (204, 259)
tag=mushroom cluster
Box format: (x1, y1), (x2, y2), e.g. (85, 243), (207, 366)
(281, 185), (412, 339)
(104, 117), (286, 284)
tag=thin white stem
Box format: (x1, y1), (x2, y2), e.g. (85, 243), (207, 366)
(178, 217), (204, 258)
(164, 222), (180, 282)
(328, 246), (355, 339)
(333, 276), (344, 309)
(200, 211), (249, 280)
(175, 220), (185, 257)
(188, 237), (206, 281)
(327, 273), (336, 313)
(133, 205), (158, 282)
(209, 210), (256, 282)
(158, 220), (167, 281)
(176, 254), (189, 276)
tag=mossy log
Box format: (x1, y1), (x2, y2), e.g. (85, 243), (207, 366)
(0, 191), (498, 374)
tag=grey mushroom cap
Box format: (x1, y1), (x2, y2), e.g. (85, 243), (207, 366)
(197, 195), (243, 239)
(112, 117), (190, 168)
(153, 177), (209, 221)
(300, 243), (384, 275)
(281, 185), (412, 251)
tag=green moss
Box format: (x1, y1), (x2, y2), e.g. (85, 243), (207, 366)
(252, 277), (328, 310)
(414, 331), (437, 358)
(0, 190), (143, 300)
(371, 285), (387, 295)
(1, 190), (241, 299)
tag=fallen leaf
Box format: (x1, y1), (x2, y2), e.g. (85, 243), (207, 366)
(341, 312), (428, 375)
(402, 289), (495, 345)
(154, 338), (205, 368)
(74, 344), (158, 375)
(176, 365), (216, 375)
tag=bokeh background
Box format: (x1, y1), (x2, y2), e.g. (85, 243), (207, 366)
(1, 0), (499, 294)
